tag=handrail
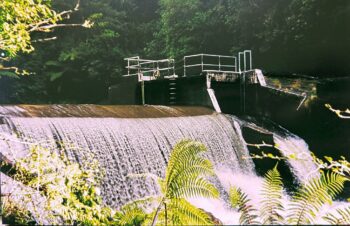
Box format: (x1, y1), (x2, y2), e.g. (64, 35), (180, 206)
(185, 63), (236, 68)
(184, 53), (236, 58)
(123, 56), (176, 81)
(238, 50), (252, 72)
(183, 51), (253, 76)
(183, 53), (237, 77)
(123, 51), (253, 79)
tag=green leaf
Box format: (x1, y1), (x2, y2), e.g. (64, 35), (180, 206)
(289, 154), (296, 159)
(45, 61), (61, 67)
(267, 153), (275, 158)
(287, 172), (347, 225)
(229, 186), (260, 225)
(260, 164), (284, 225)
(49, 72), (63, 81)
(325, 156), (333, 163)
(0, 71), (18, 77)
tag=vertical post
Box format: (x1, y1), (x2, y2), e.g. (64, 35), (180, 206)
(238, 52), (244, 73)
(127, 59), (130, 76)
(201, 54), (204, 72)
(244, 52), (247, 72)
(244, 50), (252, 71)
(183, 57), (186, 77)
(168, 60), (170, 76)
(219, 56), (221, 71)
(238, 53), (240, 72)
(234, 57), (237, 72)
(141, 80), (145, 105)
(157, 61), (159, 78)
(249, 50), (252, 70)
(138, 58), (141, 78)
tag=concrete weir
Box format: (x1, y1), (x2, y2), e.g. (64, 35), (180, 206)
(109, 52), (309, 117)
(0, 105), (255, 209)
(0, 104), (321, 225)
(0, 105), (215, 118)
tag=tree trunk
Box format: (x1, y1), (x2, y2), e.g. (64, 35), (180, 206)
(151, 197), (165, 226)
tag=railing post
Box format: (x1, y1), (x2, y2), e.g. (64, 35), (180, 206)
(141, 80), (145, 105)
(238, 52), (244, 73)
(184, 57), (186, 77)
(219, 56), (221, 71)
(201, 54), (204, 72)
(138, 58), (141, 76)
(157, 61), (159, 78)
(167, 60), (170, 76)
(243, 50), (252, 71)
(234, 57), (237, 72)
(127, 59), (129, 76)
(249, 50), (252, 70)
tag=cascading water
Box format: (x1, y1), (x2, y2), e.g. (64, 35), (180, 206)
(1, 105), (349, 225)
(0, 106), (254, 209)
(273, 133), (319, 182)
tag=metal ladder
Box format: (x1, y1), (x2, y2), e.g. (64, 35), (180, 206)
(168, 77), (177, 105)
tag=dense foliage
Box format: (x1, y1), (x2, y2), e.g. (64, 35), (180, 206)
(230, 165), (350, 225)
(119, 140), (219, 225)
(0, 0), (349, 104)
(2, 140), (218, 225)
(2, 145), (116, 225)
(0, 0), (58, 57)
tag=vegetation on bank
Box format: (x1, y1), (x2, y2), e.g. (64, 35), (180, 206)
(1, 0), (349, 103)
(2, 139), (350, 225)
(230, 165), (350, 225)
(1, 140), (219, 225)
(1, 1), (350, 225)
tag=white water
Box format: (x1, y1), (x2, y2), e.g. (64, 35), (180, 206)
(0, 114), (254, 208)
(273, 133), (320, 182)
(190, 168), (350, 225)
(0, 107), (349, 224)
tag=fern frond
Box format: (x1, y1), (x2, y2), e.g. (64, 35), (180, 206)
(322, 172), (347, 198)
(167, 158), (214, 191)
(169, 198), (214, 225)
(164, 140), (218, 199)
(229, 186), (260, 225)
(323, 206), (350, 225)
(139, 140), (219, 226)
(170, 177), (219, 199)
(144, 198), (213, 226)
(165, 140), (207, 185)
(287, 172), (347, 225)
(115, 205), (146, 226)
(122, 195), (161, 210)
(260, 164), (284, 225)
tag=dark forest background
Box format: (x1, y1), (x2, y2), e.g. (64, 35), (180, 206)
(1, 0), (349, 104)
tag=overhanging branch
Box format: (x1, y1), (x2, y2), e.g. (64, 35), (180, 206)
(325, 104), (350, 119)
(29, 0), (87, 33)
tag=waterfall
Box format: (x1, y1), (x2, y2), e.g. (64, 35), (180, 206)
(1, 105), (347, 225)
(273, 133), (319, 182)
(0, 107), (254, 208)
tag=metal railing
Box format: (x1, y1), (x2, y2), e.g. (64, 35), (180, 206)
(183, 54), (237, 77)
(123, 50), (253, 80)
(123, 56), (176, 81)
(183, 51), (253, 76)
(238, 50), (252, 72)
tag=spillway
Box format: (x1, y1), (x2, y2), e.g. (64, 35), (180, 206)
(1, 104), (333, 225)
(0, 105), (255, 208)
